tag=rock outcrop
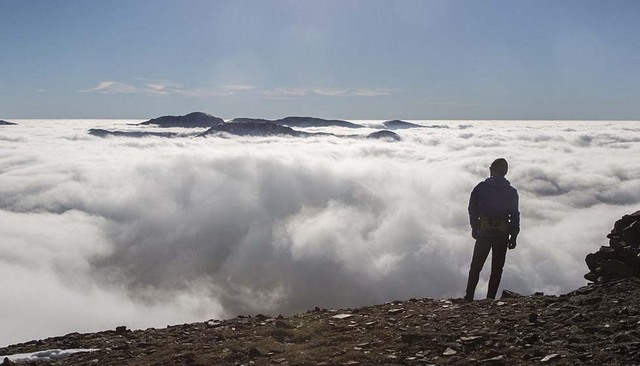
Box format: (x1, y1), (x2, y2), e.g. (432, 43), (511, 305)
(138, 112), (224, 128)
(3, 279), (640, 365)
(584, 210), (640, 283)
(0, 120), (17, 125)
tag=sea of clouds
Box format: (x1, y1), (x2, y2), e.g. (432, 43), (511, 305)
(1, 119), (639, 346)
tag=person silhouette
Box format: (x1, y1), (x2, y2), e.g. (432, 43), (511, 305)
(465, 158), (520, 300)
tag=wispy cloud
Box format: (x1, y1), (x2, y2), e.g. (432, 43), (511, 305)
(263, 87), (394, 99)
(79, 81), (139, 94)
(79, 79), (391, 99)
(79, 79), (257, 97)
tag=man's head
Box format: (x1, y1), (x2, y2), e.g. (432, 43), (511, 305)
(490, 158), (508, 177)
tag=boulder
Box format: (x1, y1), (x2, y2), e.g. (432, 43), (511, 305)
(501, 290), (523, 299)
(584, 210), (640, 283)
(138, 112), (223, 128)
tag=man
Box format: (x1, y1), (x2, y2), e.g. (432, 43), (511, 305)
(465, 158), (520, 300)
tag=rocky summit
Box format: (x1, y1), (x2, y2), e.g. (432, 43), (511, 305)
(3, 279), (640, 365)
(0, 120), (17, 125)
(138, 112), (224, 128)
(88, 129), (179, 138)
(367, 130), (401, 141)
(382, 120), (424, 129)
(199, 122), (305, 137)
(230, 117), (365, 129)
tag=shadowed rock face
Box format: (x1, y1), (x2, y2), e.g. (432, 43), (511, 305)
(383, 120), (424, 129)
(200, 122), (305, 137)
(229, 118), (272, 124)
(277, 117), (364, 128)
(0, 120), (17, 125)
(89, 129), (179, 138)
(230, 117), (365, 129)
(138, 112), (224, 128)
(367, 130), (401, 141)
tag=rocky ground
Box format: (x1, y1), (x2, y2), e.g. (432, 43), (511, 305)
(3, 279), (640, 365)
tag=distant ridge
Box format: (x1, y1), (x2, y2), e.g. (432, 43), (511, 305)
(138, 112), (224, 128)
(382, 120), (424, 129)
(200, 122), (305, 137)
(230, 116), (365, 129)
(89, 129), (180, 138)
(0, 120), (17, 126)
(367, 130), (401, 141)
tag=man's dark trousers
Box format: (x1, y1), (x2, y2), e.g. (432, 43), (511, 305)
(465, 235), (509, 300)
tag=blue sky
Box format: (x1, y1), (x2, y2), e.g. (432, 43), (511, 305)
(1, 0), (640, 119)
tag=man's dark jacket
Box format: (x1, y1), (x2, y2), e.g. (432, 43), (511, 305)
(468, 176), (520, 238)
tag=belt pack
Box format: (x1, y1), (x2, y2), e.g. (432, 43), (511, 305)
(479, 218), (510, 233)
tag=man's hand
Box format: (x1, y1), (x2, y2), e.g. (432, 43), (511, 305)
(508, 236), (517, 250)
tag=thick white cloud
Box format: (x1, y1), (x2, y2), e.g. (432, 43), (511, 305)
(0, 119), (638, 346)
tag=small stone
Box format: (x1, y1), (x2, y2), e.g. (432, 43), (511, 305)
(388, 308), (405, 315)
(481, 355), (504, 363)
(541, 353), (560, 362)
(459, 336), (483, 343)
(248, 348), (262, 358)
(272, 358), (286, 364)
(115, 326), (128, 334)
(501, 290), (523, 298)
(528, 313), (538, 323)
(496, 301), (507, 306)
(2, 357), (12, 366)
(443, 347), (457, 356)
(332, 313), (354, 320)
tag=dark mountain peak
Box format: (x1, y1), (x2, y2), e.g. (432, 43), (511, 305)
(229, 118), (272, 124)
(89, 129), (179, 138)
(382, 120), (424, 129)
(200, 122), (304, 137)
(138, 112), (224, 128)
(0, 120), (17, 125)
(228, 116), (364, 129)
(367, 130), (401, 141)
(275, 116), (364, 128)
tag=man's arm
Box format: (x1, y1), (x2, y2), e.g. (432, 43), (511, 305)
(508, 190), (520, 249)
(468, 185), (480, 239)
